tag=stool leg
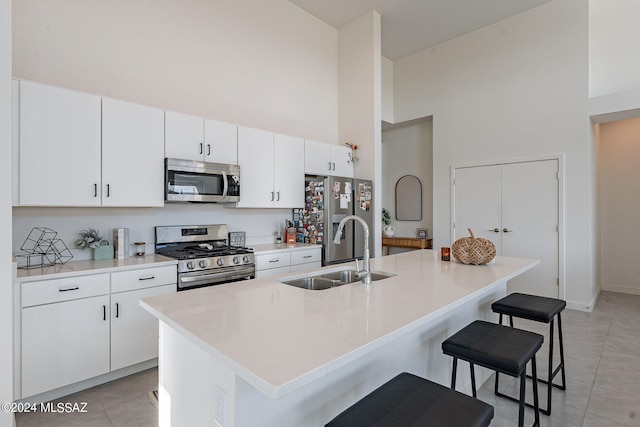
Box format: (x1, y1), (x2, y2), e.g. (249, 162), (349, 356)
(518, 369), (526, 427)
(557, 313), (567, 390)
(509, 315), (514, 327)
(532, 355), (540, 427)
(499, 313), (504, 325)
(451, 357), (458, 390)
(470, 363), (477, 398)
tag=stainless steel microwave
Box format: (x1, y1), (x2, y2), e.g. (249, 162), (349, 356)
(165, 158), (240, 203)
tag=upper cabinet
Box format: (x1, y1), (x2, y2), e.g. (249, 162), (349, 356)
(236, 127), (304, 208)
(19, 80), (102, 206)
(17, 80), (165, 207)
(102, 98), (165, 207)
(304, 140), (354, 178)
(165, 111), (237, 165)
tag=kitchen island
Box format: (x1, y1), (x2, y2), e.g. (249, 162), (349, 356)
(141, 249), (538, 427)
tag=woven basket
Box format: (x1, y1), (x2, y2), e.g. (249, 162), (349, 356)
(452, 228), (496, 265)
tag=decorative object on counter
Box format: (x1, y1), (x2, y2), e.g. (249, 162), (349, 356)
(452, 228), (496, 265)
(74, 227), (103, 249)
(16, 227), (73, 269)
(441, 247), (451, 261)
(228, 231), (246, 247)
(382, 208), (395, 237)
(134, 242), (146, 256)
(345, 142), (359, 164)
(416, 228), (428, 238)
(113, 228), (130, 259)
(93, 240), (115, 260)
(275, 230), (283, 244)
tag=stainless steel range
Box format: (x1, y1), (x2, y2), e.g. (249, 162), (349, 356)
(155, 224), (255, 291)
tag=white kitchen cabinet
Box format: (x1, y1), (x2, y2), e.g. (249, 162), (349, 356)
(304, 139), (354, 178)
(165, 110), (238, 164)
(18, 80), (102, 206)
(111, 284), (175, 370)
(289, 247), (322, 272)
(21, 274), (111, 397)
(237, 127), (304, 208)
(102, 98), (165, 207)
(254, 246), (321, 278)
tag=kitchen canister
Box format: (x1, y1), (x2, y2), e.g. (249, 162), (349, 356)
(113, 228), (130, 259)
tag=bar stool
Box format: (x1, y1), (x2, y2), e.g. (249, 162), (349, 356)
(325, 372), (494, 427)
(491, 292), (566, 415)
(442, 320), (543, 427)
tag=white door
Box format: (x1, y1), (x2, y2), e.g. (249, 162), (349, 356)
(165, 110), (204, 161)
(204, 119), (237, 164)
(330, 144), (354, 178)
(304, 139), (332, 176)
(453, 160), (559, 298)
(102, 98), (165, 207)
(19, 80), (102, 206)
(274, 133), (304, 208)
(110, 284), (175, 371)
(237, 126), (274, 207)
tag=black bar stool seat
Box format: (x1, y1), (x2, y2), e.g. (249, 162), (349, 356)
(442, 320), (543, 427)
(492, 292), (567, 415)
(325, 372), (494, 427)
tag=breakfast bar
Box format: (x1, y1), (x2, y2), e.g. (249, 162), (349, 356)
(141, 250), (538, 427)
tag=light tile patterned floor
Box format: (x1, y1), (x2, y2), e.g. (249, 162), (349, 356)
(15, 291), (640, 426)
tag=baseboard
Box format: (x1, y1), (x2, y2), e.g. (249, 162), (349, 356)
(602, 282), (640, 296)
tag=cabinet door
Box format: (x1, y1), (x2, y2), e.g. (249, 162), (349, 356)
(21, 295), (110, 397)
(274, 134), (304, 208)
(237, 126), (274, 207)
(330, 144), (354, 178)
(102, 98), (165, 207)
(304, 139), (331, 176)
(205, 119), (237, 164)
(19, 80), (101, 206)
(165, 110), (204, 161)
(111, 284), (175, 371)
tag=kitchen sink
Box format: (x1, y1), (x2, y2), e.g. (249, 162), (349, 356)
(280, 268), (396, 290)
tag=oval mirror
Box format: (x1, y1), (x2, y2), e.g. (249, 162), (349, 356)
(395, 175), (422, 221)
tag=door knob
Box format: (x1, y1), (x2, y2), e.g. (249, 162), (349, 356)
(503, 228), (513, 233)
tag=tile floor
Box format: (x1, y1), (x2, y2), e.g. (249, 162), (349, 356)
(14, 291), (640, 426)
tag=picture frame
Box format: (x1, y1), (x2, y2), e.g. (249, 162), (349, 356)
(416, 228), (428, 239)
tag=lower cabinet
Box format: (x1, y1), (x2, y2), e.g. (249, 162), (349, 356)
(110, 284), (175, 371)
(18, 265), (176, 398)
(22, 293), (110, 398)
(254, 247), (322, 278)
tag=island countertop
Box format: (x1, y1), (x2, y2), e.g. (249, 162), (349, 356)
(140, 249), (538, 399)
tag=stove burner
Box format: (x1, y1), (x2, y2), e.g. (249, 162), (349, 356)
(160, 245), (253, 260)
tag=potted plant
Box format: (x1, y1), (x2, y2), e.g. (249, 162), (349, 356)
(382, 208), (395, 237)
(75, 227), (114, 260)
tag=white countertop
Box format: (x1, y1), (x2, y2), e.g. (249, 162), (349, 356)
(250, 242), (320, 255)
(14, 254), (178, 283)
(140, 250), (538, 399)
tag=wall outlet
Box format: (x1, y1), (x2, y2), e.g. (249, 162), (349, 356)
(214, 386), (226, 427)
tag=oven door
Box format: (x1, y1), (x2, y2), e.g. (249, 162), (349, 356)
(177, 264), (255, 291)
(165, 158), (240, 203)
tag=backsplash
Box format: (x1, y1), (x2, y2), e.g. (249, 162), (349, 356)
(13, 204), (292, 261)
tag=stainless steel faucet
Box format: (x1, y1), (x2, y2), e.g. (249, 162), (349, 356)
(333, 215), (370, 284)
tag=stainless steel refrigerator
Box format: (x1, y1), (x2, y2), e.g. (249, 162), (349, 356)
(294, 175), (373, 265)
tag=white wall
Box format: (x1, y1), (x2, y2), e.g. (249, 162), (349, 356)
(1, 0), (13, 422)
(597, 118), (640, 295)
(338, 11), (383, 256)
(13, 0), (339, 143)
(381, 119), (433, 241)
(589, 0), (640, 98)
(393, 0), (594, 309)
(381, 57), (393, 123)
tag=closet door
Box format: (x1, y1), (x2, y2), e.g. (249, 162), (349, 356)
(501, 160), (559, 297)
(453, 160), (559, 298)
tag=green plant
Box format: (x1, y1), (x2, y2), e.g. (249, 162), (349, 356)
(382, 208), (392, 226)
(74, 227), (103, 249)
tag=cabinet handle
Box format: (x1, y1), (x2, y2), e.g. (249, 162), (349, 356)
(139, 275), (156, 281)
(332, 162), (336, 171)
(200, 143), (203, 154)
(503, 228), (513, 233)
(103, 305), (106, 321)
(270, 191), (274, 201)
(489, 228), (500, 233)
(115, 302), (119, 318)
(303, 255), (312, 259)
(94, 183), (97, 197)
(269, 259), (280, 263)
(207, 144), (211, 156)
(106, 184), (110, 197)
(276, 191), (280, 201)
(328, 162), (332, 171)
(59, 286), (79, 292)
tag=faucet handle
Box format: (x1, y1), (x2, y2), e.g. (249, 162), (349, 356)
(354, 258), (360, 272)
